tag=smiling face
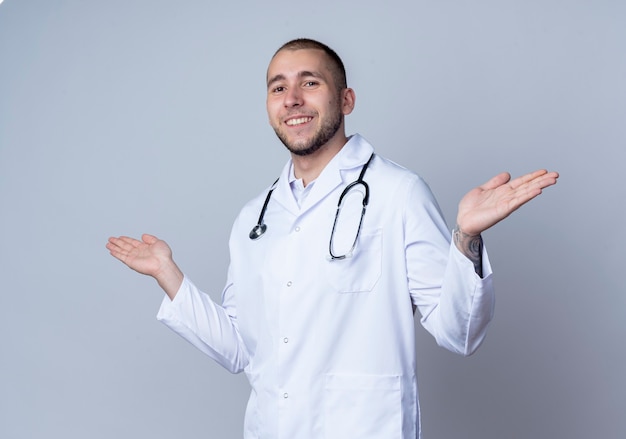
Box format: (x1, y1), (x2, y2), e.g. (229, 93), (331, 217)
(266, 48), (355, 157)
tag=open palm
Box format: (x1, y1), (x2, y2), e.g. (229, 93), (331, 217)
(457, 169), (559, 236)
(106, 234), (173, 277)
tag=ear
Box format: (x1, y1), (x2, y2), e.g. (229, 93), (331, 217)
(341, 88), (356, 116)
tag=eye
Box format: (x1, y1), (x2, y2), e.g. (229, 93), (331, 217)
(304, 81), (319, 87)
(271, 86), (285, 93)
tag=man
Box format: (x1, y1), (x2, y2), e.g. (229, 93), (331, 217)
(106, 38), (558, 438)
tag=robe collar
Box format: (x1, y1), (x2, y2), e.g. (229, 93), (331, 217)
(271, 134), (375, 216)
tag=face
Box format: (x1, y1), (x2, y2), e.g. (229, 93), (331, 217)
(266, 49), (354, 156)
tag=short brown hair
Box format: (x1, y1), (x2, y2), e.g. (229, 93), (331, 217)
(273, 38), (347, 92)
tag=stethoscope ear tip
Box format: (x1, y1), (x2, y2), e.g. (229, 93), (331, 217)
(249, 224), (267, 240)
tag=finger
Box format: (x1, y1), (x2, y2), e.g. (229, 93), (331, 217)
(107, 236), (126, 250)
(479, 172), (511, 191)
(109, 236), (140, 251)
(507, 171), (559, 207)
(106, 242), (129, 261)
(142, 234), (158, 245)
(534, 171), (559, 189)
(508, 169), (550, 190)
(509, 172), (560, 204)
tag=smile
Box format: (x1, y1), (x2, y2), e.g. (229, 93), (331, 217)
(285, 117), (313, 126)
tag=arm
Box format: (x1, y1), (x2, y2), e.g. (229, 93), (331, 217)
(106, 234), (249, 372)
(454, 169), (559, 274)
(403, 176), (494, 355)
(408, 169), (557, 355)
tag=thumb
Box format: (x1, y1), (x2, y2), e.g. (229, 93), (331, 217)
(142, 233), (159, 245)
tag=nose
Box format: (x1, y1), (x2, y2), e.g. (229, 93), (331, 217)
(284, 87), (303, 108)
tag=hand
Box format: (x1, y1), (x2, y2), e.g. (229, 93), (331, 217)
(456, 169), (559, 236)
(106, 234), (172, 276)
(106, 234), (183, 299)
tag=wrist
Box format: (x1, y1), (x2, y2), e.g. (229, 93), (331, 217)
(453, 222), (481, 238)
(155, 260), (184, 300)
(453, 225), (484, 277)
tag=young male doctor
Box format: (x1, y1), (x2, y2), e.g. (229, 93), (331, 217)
(107, 38), (558, 438)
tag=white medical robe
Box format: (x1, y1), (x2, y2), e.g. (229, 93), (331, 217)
(157, 134), (495, 439)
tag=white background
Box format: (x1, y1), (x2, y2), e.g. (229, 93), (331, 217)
(1, 1), (624, 438)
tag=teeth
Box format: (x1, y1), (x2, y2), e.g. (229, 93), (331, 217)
(286, 117), (312, 126)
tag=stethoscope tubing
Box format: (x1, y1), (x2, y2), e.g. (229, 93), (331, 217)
(249, 154), (375, 248)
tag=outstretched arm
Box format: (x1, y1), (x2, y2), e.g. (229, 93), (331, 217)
(454, 169), (559, 274)
(106, 234), (184, 300)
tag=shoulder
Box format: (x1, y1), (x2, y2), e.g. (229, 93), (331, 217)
(364, 154), (442, 224)
(370, 154), (432, 193)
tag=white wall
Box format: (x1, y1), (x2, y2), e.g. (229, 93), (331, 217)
(1, 1), (624, 438)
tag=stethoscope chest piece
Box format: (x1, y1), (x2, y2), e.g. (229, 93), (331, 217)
(249, 223), (267, 240)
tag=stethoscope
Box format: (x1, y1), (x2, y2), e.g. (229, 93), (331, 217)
(249, 153), (375, 260)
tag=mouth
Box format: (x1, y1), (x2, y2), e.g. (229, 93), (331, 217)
(285, 116), (313, 127)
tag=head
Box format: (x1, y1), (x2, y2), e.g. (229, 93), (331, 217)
(266, 38), (355, 157)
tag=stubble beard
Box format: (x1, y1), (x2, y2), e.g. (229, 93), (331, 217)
(274, 108), (343, 157)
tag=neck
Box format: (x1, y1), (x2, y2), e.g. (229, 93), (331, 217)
(291, 134), (348, 186)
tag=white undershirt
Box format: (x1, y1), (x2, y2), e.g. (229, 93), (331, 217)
(288, 162), (316, 208)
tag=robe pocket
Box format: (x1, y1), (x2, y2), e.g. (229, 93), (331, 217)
(324, 373), (402, 439)
(326, 230), (382, 293)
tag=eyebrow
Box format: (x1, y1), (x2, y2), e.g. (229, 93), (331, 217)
(267, 70), (324, 89)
